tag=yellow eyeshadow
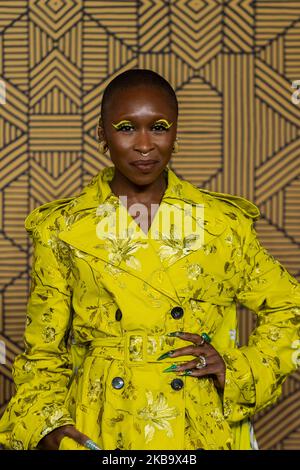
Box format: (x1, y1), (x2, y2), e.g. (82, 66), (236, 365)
(155, 119), (173, 128)
(112, 119), (173, 130)
(112, 120), (132, 129)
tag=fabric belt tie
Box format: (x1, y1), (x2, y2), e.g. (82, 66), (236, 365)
(88, 331), (182, 366)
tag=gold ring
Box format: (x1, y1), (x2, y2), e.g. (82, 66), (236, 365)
(195, 355), (207, 369)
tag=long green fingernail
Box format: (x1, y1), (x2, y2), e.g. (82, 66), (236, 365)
(157, 351), (174, 361)
(163, 364), (178, 373)
(84, 439), (102, 450)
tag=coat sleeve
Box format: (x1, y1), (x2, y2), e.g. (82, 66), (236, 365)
(0, 218), (75, 449)
(221, 215), (300, 423)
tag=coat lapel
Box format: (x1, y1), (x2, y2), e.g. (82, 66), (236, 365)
(58, 166), (226, 303)
(57, 167), (179, 302)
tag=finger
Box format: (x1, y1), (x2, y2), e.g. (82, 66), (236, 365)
(178, 361), (221, 378)
(67, 428), (102, 450)
(166, 352), (221, 372)
(178, 358), (225, 378)
(169, 344), (211, 358)
(64, 427), (91, 447)
(173, 332), (210, 346)
(175, 358), (205, 371)
(176, 354), (221, 371)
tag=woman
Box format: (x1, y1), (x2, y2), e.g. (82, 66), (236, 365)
(0, 69), (299, 450)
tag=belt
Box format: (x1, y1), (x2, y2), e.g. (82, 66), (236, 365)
(88, 331), (182, 367)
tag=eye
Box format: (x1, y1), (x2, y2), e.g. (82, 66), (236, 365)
(152, 124), (168, 132)
(116, 124), (134, 132)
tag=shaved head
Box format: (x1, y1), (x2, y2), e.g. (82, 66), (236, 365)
(100, 69), (178, 126)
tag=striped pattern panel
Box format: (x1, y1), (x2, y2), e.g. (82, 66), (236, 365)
(0, 375), (15, 417)
(256, 139), (300, 204)
(254, 219), (299, 281)
(29, 116), (82, 151)
(32, 152), (79, 178)
(258, 35), (285, 75)
(255, 58), (300, 126)
(2, 275), (28, 343)
(222, 54), (255, 200)
(223, 0), (254, 52)
(170, 0), (223, 69)
(0, 333), (23, 381)
(254, 391), (300, 449)
(285, 19), (300, 82)
(29, 0), (82, 41)
(0, 0), (300, 450)
(2, 15), (28, 91)
(0, 1), (26, 32)
(29, 21), (83, 73)
(285, 178), (300, 244)
(30, 158), (82, 202)
(255, 1), (300, 48)
(237, 306), (256, 348)
(85, 1), (138, 47)
(138, 0), (170, 52)
(174, 76), (222, 186)
(275, 428), (300, 450)
(254, 97), (299, 168)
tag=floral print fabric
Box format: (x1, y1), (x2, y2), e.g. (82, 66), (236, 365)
(0, 165), (299, 450)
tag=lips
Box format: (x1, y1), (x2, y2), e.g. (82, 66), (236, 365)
(131, 160), (159, 172)
(131, 160), (158, 166)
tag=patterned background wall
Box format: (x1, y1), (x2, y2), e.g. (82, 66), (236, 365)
(0, 0), (299, 450)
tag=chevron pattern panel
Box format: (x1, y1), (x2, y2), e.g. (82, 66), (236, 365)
(0, 0), (299, 449)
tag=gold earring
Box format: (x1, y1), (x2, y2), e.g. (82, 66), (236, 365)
(172, 139), (179, 154)
(98, 141), (108, 154)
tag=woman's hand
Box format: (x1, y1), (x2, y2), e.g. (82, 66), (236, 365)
(37, 424), (91, 450)
(159, 332), (226, 390)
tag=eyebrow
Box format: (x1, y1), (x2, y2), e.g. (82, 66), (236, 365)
(112, 118), (173, 129)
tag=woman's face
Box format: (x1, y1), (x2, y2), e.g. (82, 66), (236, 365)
(99, 85), (178, 187)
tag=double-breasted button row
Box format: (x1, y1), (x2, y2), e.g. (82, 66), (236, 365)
(171, 306), (184, 319)
(116, 306), (184, 321)
(112, 377), (124, 389)
(115, 308), (122, 321)
(170, 378), (184, 390)
(112, 377), (184, 391)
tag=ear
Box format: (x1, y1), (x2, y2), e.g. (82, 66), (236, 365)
(97, 117), (106, 143)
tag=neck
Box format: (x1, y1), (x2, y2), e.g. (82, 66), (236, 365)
(109, 168), (168, 204)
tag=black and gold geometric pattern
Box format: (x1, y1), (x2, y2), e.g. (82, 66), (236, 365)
(0, 0), (299, 449)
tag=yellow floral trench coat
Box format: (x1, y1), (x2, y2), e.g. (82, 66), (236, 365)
(0, 165), (299, 451)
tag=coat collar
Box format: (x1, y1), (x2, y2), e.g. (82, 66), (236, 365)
(97, 164), (203, 207)
(58, 166), (226, 303)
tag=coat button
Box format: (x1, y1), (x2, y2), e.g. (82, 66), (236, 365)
(115, 308), (122, 321)
(171, 306), (184, 319)
(112, 377), (124, 390)
(171, 378), (184, 390)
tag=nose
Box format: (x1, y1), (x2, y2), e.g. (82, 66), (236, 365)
(134, 129), (154, 154)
